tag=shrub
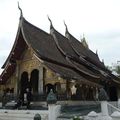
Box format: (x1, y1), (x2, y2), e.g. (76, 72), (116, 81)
(73, 116), (82, 120)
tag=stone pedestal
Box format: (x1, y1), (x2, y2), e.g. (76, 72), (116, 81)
(48, 104), (56, 120)
(101, 101), (109, 116)
(101, 101), (112, 120)
(47, 89), (60, 120)
(118, 98), (120, 109)
(48, 104), (61, 120)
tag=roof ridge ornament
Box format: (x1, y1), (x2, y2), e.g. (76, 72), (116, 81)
(96, 49), (98, 55)
(81, 34), (89, 49)
(47, 15), (54, 30)
(64, 21), (70, 38)
(102, 59), (105, 64)
(64, 20), (68, 33)
(18, 2), (23, 18)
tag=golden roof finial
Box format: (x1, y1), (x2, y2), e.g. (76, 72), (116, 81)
(96, 49), (98, 55)
(102, 59), (104, 64)
(83, 33), (85, 38)
(81, 33), (89, 49)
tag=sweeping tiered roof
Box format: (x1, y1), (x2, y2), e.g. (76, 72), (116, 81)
(0, 15), (119, 86)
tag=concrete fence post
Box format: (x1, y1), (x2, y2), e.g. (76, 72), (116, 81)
(100, 101), (112, 120)
(48, 104), (56, 120)
(47, 89), (61, 120)
(97, 88), (112, 120)
(48, 104), (61, 120)
(101, 101), (109, 116)
(118, 98), (120, 109)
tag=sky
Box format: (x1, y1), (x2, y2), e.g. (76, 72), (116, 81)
(0, 0), (120, 74)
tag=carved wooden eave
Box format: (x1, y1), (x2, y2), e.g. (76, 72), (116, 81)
(2, 19), (22, 69)
(49, 25), (100, 79)
(0, 17), (24, 83)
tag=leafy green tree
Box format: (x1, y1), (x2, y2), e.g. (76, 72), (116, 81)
(108, 62), (120, 77)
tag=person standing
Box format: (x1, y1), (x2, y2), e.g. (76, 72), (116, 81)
(26, 88), (32, 109)
(2, 90), (7, 108)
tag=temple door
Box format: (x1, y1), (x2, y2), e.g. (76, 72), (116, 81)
(30, 69), (39, 94)
(20, 72), (29, 99)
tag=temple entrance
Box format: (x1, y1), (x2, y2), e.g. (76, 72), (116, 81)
(109, 86), (118, 101)
(45, 84), (55, 94)
(76, 84), (82, 100)
(55, 82), (61, 94)
(30, 69), (39, 93)
(20, 71), (29, 94)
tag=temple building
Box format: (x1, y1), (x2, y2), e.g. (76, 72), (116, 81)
(0, 13), (120, 103)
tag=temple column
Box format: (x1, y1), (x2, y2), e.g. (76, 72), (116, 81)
(38, 67), (43, 94)
(16, 61), (20, 95)
(28, 72), (31, 90)
(28, 72), (31, 82)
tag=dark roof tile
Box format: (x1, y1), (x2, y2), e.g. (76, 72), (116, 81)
(22, 18), (72, 67)
(65, 32), (105, 69)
